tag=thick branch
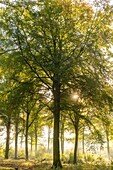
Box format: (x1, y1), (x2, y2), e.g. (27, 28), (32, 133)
(0, 48), (18, 55)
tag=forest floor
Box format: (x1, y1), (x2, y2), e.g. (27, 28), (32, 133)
(0, 159), (112, 170)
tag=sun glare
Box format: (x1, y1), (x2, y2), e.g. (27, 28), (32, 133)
(72, 94), (79, 100)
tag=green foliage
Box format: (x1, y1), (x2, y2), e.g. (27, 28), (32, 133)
(8, 147), (25, 159)
(8, 147), (14, 158)
(17, 150), (25, 159)
(84, 153), (95, 163)
(68, 152), (74, 164)
(0, 144), (4, 158)
(35, 145), (47, 160)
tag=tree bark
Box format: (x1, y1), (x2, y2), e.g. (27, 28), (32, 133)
(25, 112), (30, 160)
(15, 120), (19, 159)
(48, 126), (51, 153)
(73, 115), (79, 164)
(106, 128), (110, 159)
(82, 128), (85, 154)
(52, 80), (62, 168)
(20, 134), (24, 149)
(30, 134), (33, 153)
(61, 119), (64, 161)
(35, 121), (38, 158)
(5, 119), (11, 159)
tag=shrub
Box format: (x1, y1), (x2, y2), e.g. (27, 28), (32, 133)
(0, 144), (4, 158)
(84, 153), (95, 162)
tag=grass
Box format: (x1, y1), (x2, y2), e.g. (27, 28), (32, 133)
(0, 159), (112, 170)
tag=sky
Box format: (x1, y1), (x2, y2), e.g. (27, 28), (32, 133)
(0, 0), (113, 7)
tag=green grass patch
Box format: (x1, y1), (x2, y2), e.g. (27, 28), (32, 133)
(0, 159), (112, 170)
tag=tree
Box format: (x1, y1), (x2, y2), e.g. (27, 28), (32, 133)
(14, 110), (20, 159)
(0, 0), (113, 168)
(0, 90), (14, 159)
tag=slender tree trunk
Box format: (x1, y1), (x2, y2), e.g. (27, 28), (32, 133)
(20, 134), (24, 149)
(5, 119), (11, 159)
(82, 128), (85, 154)
(31, 134), (33, 153)
(53, 81), (62, 168)
(15, 120), (19, 159)
(25, 112), (29, 160)
(20, 113), (25, 149)
(35, 122), (37, 158)
(61, 120), (64, 161)
(73, 115), (79, 164)
(48, 126), (51, 153)
(106, 129), (110, 159)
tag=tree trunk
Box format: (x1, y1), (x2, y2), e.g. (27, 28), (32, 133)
(61, 120), (64, 161)
(20, 134), (24, 149)
(73, 115), (79, 164)
(5, 119), (11, 159)
(20, 114), (25, 149)
(15, 120), (19, 159)
(52, 81), (62, 168)
(30, 134), (33, 153)
(82, 128), (85, 154)
(53, 113), (61, 168)
(25, 112), (29, 160)
(106, 129), (110, 159)
(48, 126), (51, 153)
(35, 122), (38, 158)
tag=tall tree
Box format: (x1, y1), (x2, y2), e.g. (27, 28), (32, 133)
(0, 0), (113, 167)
